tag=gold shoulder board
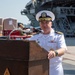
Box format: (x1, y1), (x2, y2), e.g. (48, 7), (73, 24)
(55, 31), (63, 35)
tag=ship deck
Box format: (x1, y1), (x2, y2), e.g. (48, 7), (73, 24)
(63, 37), (75, 75)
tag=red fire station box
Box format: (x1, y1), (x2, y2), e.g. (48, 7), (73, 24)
(0, 40), (49, 75)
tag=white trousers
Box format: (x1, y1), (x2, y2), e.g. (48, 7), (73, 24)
(49, 63), (64, 75)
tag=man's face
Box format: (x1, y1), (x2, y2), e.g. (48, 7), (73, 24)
(39, 20), (52, 33)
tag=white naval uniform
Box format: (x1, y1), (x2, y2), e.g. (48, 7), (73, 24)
(28, 28), (67, 75)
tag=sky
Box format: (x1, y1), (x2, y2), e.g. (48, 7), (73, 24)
(0, 0), (30, 24)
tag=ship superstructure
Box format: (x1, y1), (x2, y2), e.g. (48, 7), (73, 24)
(21, 0), (75, 37)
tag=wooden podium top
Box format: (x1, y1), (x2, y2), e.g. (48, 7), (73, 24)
(0, 40), (48, 61)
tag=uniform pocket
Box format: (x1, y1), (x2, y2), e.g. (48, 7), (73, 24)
(47, 42), (57, 50)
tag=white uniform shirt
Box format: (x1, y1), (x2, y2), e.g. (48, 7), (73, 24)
(28, 28), (67, 65)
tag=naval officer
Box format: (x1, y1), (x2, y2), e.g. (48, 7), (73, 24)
(28, 10), (67, 75)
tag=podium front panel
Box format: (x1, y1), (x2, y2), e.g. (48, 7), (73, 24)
(0, 40), (29, 75)
(0, 60), (28, 75)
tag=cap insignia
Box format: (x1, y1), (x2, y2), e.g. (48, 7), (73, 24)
(41, 12), (47, 17)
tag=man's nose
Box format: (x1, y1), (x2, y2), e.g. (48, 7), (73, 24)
(43, 23), (47, 26)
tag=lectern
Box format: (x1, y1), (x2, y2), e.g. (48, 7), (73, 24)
(0, 40), (49, 75)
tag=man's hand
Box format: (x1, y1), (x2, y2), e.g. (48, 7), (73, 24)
(48, 50), (56, 59)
